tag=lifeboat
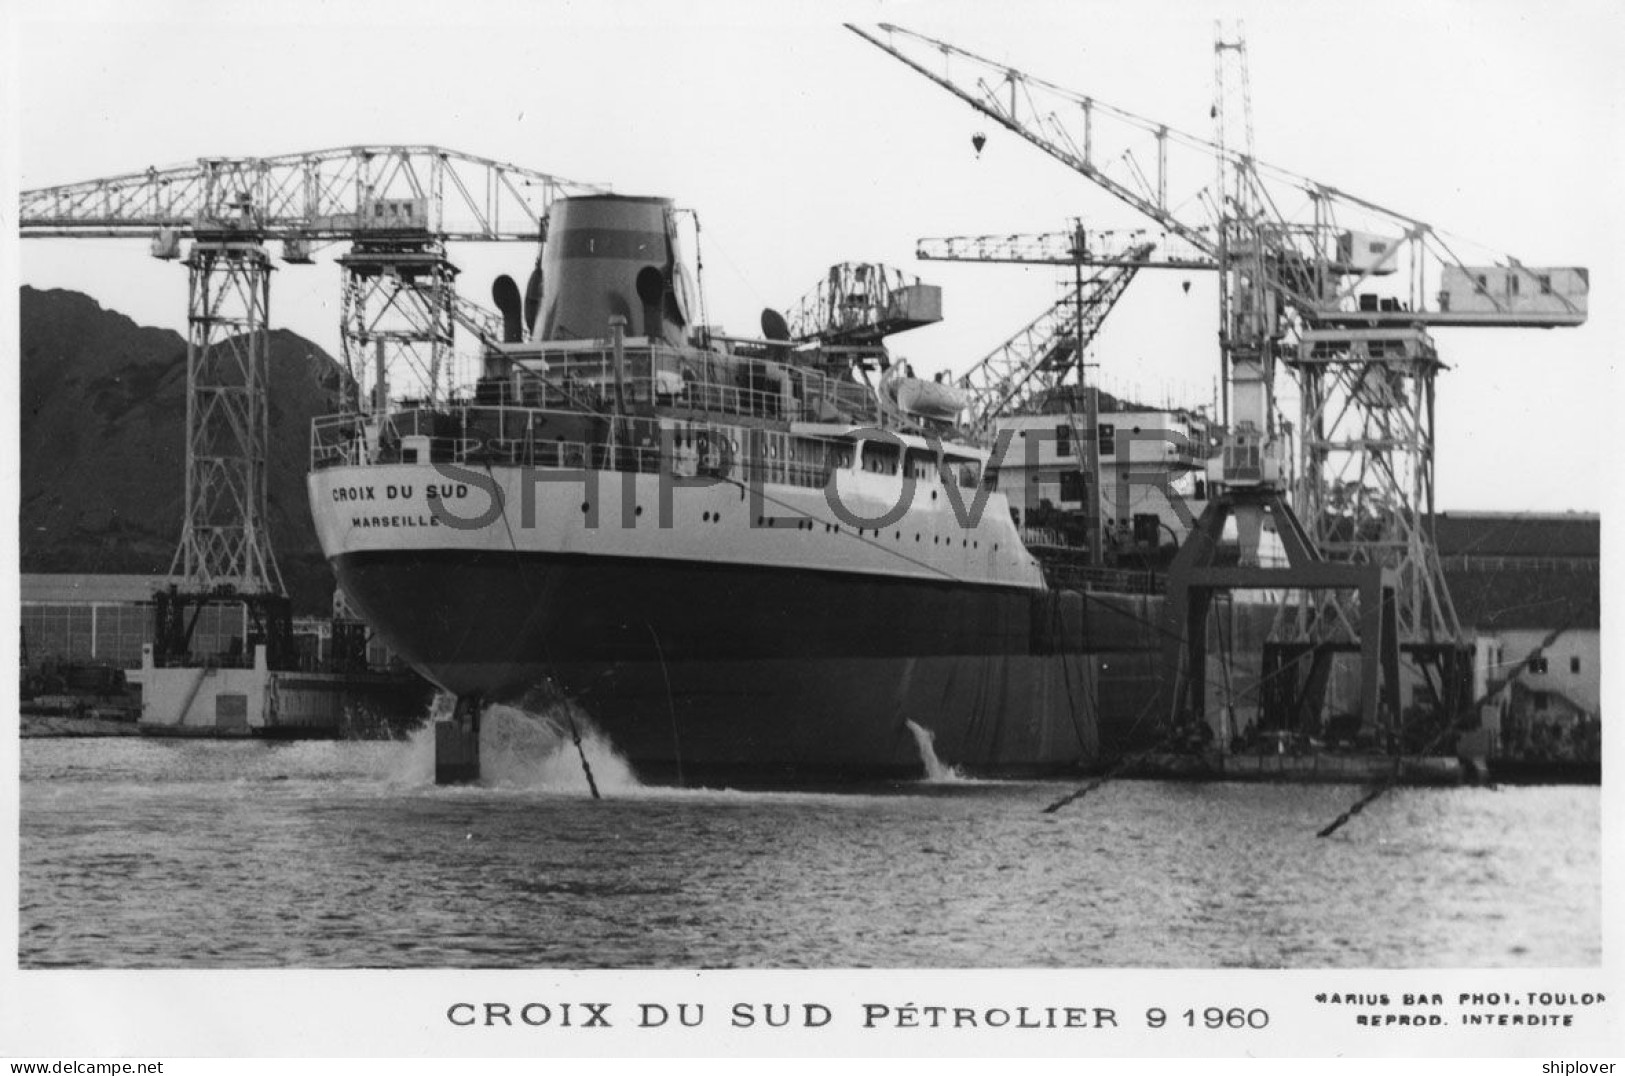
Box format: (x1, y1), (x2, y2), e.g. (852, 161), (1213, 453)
(887, 373), (968, 421)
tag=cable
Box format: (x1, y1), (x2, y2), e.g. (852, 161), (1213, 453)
(1315, 607), (1590, 838)
(718, 474), (970, 583)
(483, 461), (600, 799)
(725, 471), (1279, 711)
(645, 620), (685, 788)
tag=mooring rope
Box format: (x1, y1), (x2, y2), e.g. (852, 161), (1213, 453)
(1042, 693), (1178, 814)
(560, 706), (601, 800)
(1315, 609), (1589, 839)
(645, 620), (686, 788)
(484, 461), (601, 799)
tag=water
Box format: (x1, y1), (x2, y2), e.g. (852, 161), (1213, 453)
(905, 719), (965, 783)
(18, 719), (1601, 969)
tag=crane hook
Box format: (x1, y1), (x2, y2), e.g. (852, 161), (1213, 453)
(971, 132), (987, 157)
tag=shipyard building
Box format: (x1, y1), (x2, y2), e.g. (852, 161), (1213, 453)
(20, 574), (393, 675)
(1436, 511), (1600, 763)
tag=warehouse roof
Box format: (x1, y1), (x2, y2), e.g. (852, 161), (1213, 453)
(1434, 511), (1599, 559)
(1443, 566), (1600, 632)
(20, 574), (170, 605)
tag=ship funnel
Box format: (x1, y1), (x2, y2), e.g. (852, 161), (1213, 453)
(636, 266), (667, 341)
(761, 307), (790, 341)
(761, 307), (791, 362)
(537, 195), (692, 345)
(523, 265), (543, 336)
(491, 274), (523, 343)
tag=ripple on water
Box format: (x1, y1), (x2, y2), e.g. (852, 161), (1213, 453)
(18, 739), (1602, 969)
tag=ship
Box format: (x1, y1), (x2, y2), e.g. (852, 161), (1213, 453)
(306, 193), (1240, 784)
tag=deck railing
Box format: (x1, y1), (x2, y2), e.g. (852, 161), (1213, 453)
(1037, 560), (1162, 595)
(312, 408), (845, 493)
(472, 344), (884, 427)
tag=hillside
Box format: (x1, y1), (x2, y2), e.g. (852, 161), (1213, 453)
(19, 285), (345, 614)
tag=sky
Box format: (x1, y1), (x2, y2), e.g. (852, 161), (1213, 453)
(9, 0), (1623, 514)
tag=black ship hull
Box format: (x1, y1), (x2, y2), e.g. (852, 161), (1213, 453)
(332, 550), (1176, 780)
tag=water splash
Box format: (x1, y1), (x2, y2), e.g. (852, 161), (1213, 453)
(906, 720), (965, 783)
(377, 693), (452, 786)
(480, 702), (640, 793)
(387, 692), (641, 794)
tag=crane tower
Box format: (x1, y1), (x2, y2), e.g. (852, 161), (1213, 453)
(849, 23), (1588, 744)
(21, 147), (607, 664)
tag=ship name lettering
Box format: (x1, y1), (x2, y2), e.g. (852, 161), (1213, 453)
(351, 515), (441, 529)
(331, 486), (378, 502)
(426, 463), (504, 530)
(424, 483), (469, 500)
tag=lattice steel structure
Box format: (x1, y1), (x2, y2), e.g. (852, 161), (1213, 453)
(22, 146), (607, 408)
(339, 239), (460, 411)
(21, 146), (606, 599)
(20, 145), (606, 242)
(850, 21), (1586, 738)
(171, 238), (283, 595)
(957, 253), (1146, 441)
(919, 223), (1214, 271)
(1289, 327), (1460, 644)
(785, 262), (941, 346)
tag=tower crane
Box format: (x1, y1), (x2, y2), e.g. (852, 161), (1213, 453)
(20, 146), (606, 667)
(956, 248), (1150, 440)
(953, 251), (1147, 566)
(848, 23), (1588, 745)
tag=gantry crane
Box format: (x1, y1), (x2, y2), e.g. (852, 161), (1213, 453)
(20, 146), (606, 666)
(849, 23), (1588, 745)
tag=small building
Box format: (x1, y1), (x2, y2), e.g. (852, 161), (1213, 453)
(1434, 511), (1600, 758)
